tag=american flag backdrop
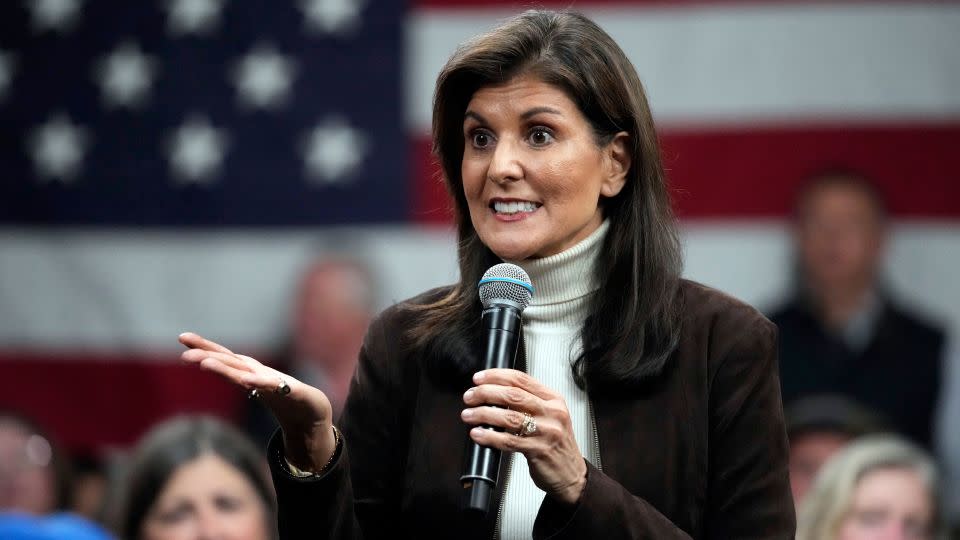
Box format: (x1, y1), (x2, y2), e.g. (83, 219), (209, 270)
(0, 0), (958, 454)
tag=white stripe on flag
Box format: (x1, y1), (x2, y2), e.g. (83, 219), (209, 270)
(407, 3), (960, 131)
(2, 224), (958, 353)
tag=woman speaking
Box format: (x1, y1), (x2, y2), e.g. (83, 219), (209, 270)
(180, 10), (795, 539)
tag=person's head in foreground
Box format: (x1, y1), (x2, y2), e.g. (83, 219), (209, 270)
(797, 435), (942, 540)
(118, 416), (275, 540)
(0, 411), (72, 514)
(787, 395), (886, 508)
(419, 9), (682, 389)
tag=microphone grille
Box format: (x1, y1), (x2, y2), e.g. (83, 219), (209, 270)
(478, 263), (534, 310)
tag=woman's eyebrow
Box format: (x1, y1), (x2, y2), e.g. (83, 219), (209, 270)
(464, 107), (563, 124)
(521, 106), (563, 120)
(463, 110), (487, 124)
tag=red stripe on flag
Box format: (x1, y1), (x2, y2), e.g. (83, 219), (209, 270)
(0, 354), (258, 454)
(411, 122), (960, 223)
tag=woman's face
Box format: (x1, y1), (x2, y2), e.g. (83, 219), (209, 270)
(836, 467), (933, 540)
(460, 75), (629, 261)
(141, 453), (270, 540)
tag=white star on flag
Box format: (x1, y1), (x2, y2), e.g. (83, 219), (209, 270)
(165, 0), (224, 36)
(299, 0), (366, 35)
(231, 43), (298, 110)
(94, 42), (157, 109)
(0, 51), (14, 102)
(168, 115), (230, 185)
(300, 117), (368, 185)
(28, 114), (91, 183)
(27, 0), (84, 32)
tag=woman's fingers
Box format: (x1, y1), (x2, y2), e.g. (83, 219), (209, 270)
(181, 348), (243, 368)
(196, 356), (255, 388)
(195, 354), (296, 397)
(178, 332), (234, 355)
(467, 424), (536, 454)
(463, 383), (545, 416)
(461, 405), (529, 434)
(473, 368), (558, 401)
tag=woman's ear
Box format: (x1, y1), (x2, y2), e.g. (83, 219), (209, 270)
(601, 132), (630, 198)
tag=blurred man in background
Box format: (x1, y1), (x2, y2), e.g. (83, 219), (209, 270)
(246, 258), (376, 447)
(772, 170), (960, 531)
(771, 170), (944, 448)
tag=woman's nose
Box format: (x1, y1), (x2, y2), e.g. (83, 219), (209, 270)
(194, 508), (227, 540)
(487, 138), (523, 184)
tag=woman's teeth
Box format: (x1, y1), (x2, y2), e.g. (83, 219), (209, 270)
(493, 201), (540, 214)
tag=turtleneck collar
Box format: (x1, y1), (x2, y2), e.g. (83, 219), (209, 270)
(512, 219), (608, 307)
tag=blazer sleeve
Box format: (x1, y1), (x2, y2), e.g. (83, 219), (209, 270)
(532, 462), (695, 539)
(267, 310), (410, 540)
(702, 316), (796, 538)
(531, 314), (795, 540)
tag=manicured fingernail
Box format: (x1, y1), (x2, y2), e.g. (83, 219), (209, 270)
(471, 427), (483, 436)
(473, 371), (486, 383)
(461, 408), (474, 419)
(463, 389), (474, 401)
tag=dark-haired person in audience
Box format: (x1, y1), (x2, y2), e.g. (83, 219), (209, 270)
(116, 416), (276, 540)
(785, 395), (885, 510)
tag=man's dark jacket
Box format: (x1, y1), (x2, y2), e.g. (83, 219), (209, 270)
(772, 294), (944, 448)
(268, 280), (796, 539)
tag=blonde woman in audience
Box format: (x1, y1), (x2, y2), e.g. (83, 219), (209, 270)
(117, 416), (275, 540)
(798, 434), (944, 540)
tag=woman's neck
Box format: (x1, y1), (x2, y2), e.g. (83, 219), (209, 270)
(512, 220), (609, 307)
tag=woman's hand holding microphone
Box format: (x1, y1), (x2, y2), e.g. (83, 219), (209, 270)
(461, 368), (588, 506)
(178, 332), (336, 473)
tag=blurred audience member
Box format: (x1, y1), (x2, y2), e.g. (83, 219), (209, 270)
(246, 257), (375, 447)
(0, 513), (114, 540)
(771, 171), (944, 448)
(69, 453), (108, 524)
(116, 416), (275, 540)
(0, 411), (72, 514)
(787, 395), (885, 509)
(797, 435), (943, 540)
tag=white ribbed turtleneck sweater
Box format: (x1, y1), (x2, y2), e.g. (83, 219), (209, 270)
(498, 220), (607, 539)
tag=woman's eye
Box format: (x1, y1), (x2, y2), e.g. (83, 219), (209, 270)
(471, 131), (491, 148)
(156, 505), (191, 524)
(214, 495), (243, 512)
(528, 128), (553, 146)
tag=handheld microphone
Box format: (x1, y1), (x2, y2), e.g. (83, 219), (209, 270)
(461, 263), (534, 516)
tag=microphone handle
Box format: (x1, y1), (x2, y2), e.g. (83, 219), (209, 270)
(461, 304), (522, 515)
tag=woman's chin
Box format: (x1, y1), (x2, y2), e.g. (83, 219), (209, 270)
(485, 239), (539, 263)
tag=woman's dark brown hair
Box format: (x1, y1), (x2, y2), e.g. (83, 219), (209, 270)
(117, 416), (276, 540)
(408, 9), (683, 392)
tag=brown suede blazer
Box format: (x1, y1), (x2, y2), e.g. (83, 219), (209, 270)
(268, 280), (796, 539)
